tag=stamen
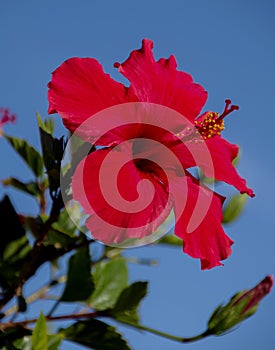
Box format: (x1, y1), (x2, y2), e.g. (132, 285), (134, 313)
(194, 112), (224, 140)
(113, 62), (120, 68)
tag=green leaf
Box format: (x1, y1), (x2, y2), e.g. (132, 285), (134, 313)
(32, 312), (48, 350)
(61, 244), (94, 302)
(2, 178), (40, 197)
(38, 125), (65, 196)
(4, 135), (43, 177)
(158, 234), (182, 246)
(0, 328), (31, 349)
(43, 229), (78, 248)
(0, 196), (25, 256)
(112, 282), (148, 324)
(52, 206), (80, 237)
(3, 235), (31, 264)
(14, 334), (63, 350)
(36, 113), (55, 135)
(60, 319), (131, 350)
(222, 194), (248, 224)
(17, 295), (27, 313)
(47, 334), (63, 350)
(3, 342), (20, 350)
(13, 336), (32, 350)
(89, 258), (128, 311)
(0, 196), (32, 291)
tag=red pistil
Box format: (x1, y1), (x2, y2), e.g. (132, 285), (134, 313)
(217, 99), (239, 122)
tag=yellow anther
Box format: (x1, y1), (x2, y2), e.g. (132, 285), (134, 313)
(194, 112), (225, 140)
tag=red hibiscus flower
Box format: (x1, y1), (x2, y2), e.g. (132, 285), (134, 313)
(0, 108), (16, 136)
(48, 39), (254, 269)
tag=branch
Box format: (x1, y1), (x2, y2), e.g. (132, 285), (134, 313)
(0, 311), (211, 344)
(0, 311), (100, 331)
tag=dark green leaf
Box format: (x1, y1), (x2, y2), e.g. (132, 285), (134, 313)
(89, 258), (128, 311)
(24, 215), (44, 239)
(17, 295), (27, 313)
(61, 244), (94, 302)
(0, 236), (31, 292)
(43, 229), (78, 248)
(0, 196), (26, 256)
(0, 327), (31, 348)
(2, 178), (40, 197)
(0, 197), (31, 292)
(32, 312), (48, 350)
(3, 235), (31, 264)
(60, 319), (131, 350)
(4, 135), (43, 177)
(3, 342), (20, 350)
(223, 194), (248, 224)
(112, 282), (148, 324)
(38, 125), (66, 197)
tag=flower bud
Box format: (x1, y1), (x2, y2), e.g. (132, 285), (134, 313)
(207, 275), (273, 335)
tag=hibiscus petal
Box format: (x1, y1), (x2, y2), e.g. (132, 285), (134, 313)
(72, 144), (173, 244)
(48, 57), (132, 135)
(115, 39), (208, 121)
(204, 136), (254, 197)
(173, 174), (233, 269)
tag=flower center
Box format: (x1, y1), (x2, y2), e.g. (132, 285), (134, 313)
(194, 112), (224, 140)
(194, 99), (239, 140)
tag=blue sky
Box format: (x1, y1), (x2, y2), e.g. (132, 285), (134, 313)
(1, 1), (275, 349)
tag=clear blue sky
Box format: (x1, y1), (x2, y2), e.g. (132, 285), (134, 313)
(1, 1), (275, 349)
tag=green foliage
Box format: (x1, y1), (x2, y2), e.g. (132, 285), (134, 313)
(0, 196), (31, 292)
(36, 113), (55, 135)
(1, 178), (40, 197)
(52, 205), (82, 237)
(0, 327), (31, 349)
(13, 317), (63, 350)
(47, 334), (64, 350)
(4, 135), (43, 177)
(61, 244), (94, 302)
(89, 258), (128, 311)
(43, 228), (77, 248)
(59, 319), (131, 350)
(111, 282), (148, 324)
(223, 194), (248, 224)
(158, 234), (182, 246)
(37, 114), (66, 198)
(32, 313), (48, 350)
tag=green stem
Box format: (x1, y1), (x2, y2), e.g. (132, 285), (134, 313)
(120, 320), (210, 343)
(0, 310), (210, 344)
